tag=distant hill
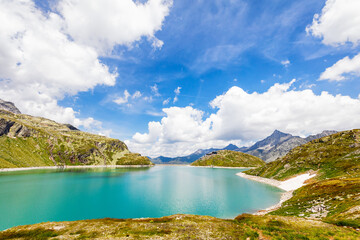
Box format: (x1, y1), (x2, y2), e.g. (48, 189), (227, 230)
(152, 130), (337, 164)
(245, 129), (360, 227)
(0, 105), (152, 168)
(191, 150), (265, 167)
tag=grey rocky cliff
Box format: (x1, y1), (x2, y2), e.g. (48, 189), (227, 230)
(245, 136), (307, 162)
(0, 99), (21, 114)
(244, 130), (337, 162)
(246, 130), (293, 152)
(0, 99), (31, 138)
(305, 130), (338, 142)
(0, 113), (32, 137)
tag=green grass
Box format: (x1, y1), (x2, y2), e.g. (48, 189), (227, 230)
(271, 178), (360, 227)
(191, 150), (265, 167)
(0, 227), (63, 240)
(1, 214), (358, 239)
(0, 110), (153, 168)
(234, 214), (360, 240)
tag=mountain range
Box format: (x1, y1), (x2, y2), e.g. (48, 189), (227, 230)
(0, 98), (336, 166)
(151, 129), (337, 164)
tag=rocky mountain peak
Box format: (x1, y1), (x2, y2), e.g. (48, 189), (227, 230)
(246, 130), (293, 152)
(270, 129), (291, 138)
(0, 99), (21, 114)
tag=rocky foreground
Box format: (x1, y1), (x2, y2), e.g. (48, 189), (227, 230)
(0, 214), (359, 239)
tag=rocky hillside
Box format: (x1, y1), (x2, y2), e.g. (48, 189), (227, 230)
(0, 109), (153, 168)
(191, 150), (265, 167)
(245, 129), (360, 227)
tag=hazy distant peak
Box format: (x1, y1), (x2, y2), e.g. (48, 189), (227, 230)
(223, 144), (239, 150)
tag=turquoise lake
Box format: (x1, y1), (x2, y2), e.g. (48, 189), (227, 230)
(0, 166), (283, 230)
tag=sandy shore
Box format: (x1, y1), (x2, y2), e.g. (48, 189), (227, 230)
(0, 165), (154, 173)
(237, 172), (316, 215)
(236, 172), (281, 187)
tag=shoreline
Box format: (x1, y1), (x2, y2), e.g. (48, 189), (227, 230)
(189, 165), (256, 169)
(0, 165), (154, 173)
(237, 172), (316, 215)
(236, 172), (282, 187)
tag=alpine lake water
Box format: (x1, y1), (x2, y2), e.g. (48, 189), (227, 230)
(0, 165), (283, 230)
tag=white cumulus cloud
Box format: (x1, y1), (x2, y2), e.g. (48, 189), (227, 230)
(127, 80), (360, 157)
(306, 0), (360, 46)
(57, 0), (173, 54)
(307, 0), (360, 82)
(0, 0), (171, 132)
(320, 53), (360, 81)
(0, 0), (116, 127)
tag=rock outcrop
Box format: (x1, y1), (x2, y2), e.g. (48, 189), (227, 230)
(0, 99), (21, 114)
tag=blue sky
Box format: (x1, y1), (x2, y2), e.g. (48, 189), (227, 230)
(1, 0), (360, 157)
(64, 0), (357, 136)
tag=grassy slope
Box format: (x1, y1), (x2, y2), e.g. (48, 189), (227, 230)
(245, 129), (360, 227)
(0, 110), (153, 168)
(191, 150), (265, 167)
(245, 129), (360, 181)
(0, 214), (359, 240)
(271, 178), (360, 228)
